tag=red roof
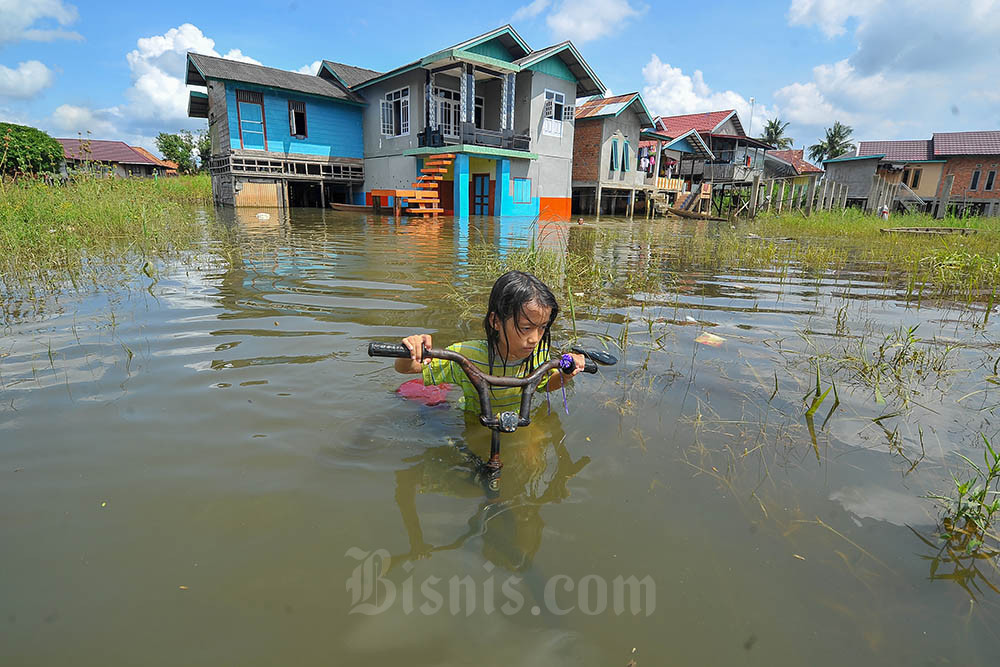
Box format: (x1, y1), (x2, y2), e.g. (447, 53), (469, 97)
(768, 149), (823, 174)
(654, 110), (735, 137)
(576, 93), (638, 118)
(857, 140), (933, 161)
(132, 146), (179, 173)
(56, 139), (159, 165)
(932, 131), (1000, 156)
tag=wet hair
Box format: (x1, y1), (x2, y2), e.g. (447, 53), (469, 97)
(483, 271), (559, 375)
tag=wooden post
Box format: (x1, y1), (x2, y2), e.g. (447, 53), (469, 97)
(319, 182), (326, 209)
(935, 174), (954, 219)
(595, 182), (602, 220)
(749, 174), (761, 215)
(820, 179), (829, 210)
(765, 179), (774, 212)
(393, 195), (401, 219)
(776, 181), (784, 213)
(841, 182), (849, 209)
(628, 189), (635, 218)
(805, 175), (817, 215)
(866, 175), (878, 212)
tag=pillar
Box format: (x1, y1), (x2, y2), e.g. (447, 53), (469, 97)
(805, 175), (817, 215)
(453, 153), (470, 219)
(495, 158), (509, 216)
(628, 189), (635, 218)
(595, 182), (602, 220)
(935, 174), (954, 219)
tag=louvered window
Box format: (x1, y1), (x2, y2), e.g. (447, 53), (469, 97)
(288, 100), (307, 138)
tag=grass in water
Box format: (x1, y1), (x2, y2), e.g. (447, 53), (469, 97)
(0, 173), (210, 272)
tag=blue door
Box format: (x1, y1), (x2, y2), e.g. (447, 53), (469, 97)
(472, 174), (490, 215)
(239, 101), (266, 151)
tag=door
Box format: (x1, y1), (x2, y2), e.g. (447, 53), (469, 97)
(472, 174), (490, 215)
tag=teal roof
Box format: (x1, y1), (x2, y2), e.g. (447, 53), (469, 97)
(824, 154), (884, 163)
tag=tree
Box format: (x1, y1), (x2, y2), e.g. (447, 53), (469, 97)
(0, 122), (64, 176)
(195, 129), (211, 171)
(155, 132), (195, 173)
(759, 118), (794, 150)
(809, 121), (855, 163)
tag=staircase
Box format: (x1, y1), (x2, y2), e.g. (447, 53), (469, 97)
(408, 153), (455, 217)
(897, 181), (926, 213)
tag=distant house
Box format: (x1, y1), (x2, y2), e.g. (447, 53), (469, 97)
(571, 92), (654, 215)
(131, 146), (179, 176)
(647, 109), (770, 185)
(831, 131), (1000, 216)
(763, 149), (824, 186)
(57, 139), (167, 178)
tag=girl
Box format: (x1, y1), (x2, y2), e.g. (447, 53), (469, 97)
(395, 271), (585, 412)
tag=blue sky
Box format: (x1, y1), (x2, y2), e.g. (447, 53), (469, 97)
(2, 0), (998, 158)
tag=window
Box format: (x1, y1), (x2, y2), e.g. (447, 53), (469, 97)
(986, 170), (996, 191)
(380, 87), (409, 137)
(434, 87), (484, 137)
(513, 178), (531, 204)
(971, 169), (981, 191)
(902, 169), (910, 186)
(288, 100), (307, 138)
(910, 168), (921, 189)
(542, 89), (565, 137)
(610, 139), (619, 171)
(622, 141), (630, 172)
(236, 90), (266, 150)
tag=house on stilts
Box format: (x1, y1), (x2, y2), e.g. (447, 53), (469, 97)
(185, 25), (605, 217)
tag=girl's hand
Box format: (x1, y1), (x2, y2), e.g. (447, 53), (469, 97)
(402, 334), (433, 364)
(567, 352), (586, 377)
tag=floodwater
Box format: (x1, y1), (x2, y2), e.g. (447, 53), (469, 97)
(2, 209), (998, 666)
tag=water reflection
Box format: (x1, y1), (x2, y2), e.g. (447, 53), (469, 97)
(392, 411), (587, 573)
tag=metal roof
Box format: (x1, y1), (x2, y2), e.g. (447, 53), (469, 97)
(858, 139), (933, 161)
(824, 153), (884, 164)
(575, 92), (653, 126)
(186, 53), (364, 104)
(932, 130), (1000, 156)
(57, 139), (160, 165)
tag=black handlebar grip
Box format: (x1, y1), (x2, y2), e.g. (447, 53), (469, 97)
(583, 358), (598, 374)
(368, 342), (412, 358)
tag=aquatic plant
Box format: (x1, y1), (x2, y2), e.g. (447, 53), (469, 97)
(925, 434), (1000, 558)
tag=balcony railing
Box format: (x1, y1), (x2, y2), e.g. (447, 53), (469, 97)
(418, 123), (531, 153)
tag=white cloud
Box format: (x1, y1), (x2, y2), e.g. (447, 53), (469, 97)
(547, 0), (641, 43)
(786, 0), (878, 38)
(641, 55), (772, 136)
(0, 0), (82, 45)
(0, 61), (55, 99)
(777, 0), (1000, 146)
(512, 0), (551, 21)
(297, 60), (322, 75)
(49, 103), (120, 136)
(123, 23), (261, 123)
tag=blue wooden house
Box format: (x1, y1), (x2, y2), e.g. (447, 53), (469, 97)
(186, 53), (367, 207)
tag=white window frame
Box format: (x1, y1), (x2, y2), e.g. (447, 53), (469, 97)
(434, 86), (484, 137)
(380, 86), (410, 138)
(542, 89), (565, 138)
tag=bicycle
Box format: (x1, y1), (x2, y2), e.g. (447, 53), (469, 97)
(367, 342), (616, 480)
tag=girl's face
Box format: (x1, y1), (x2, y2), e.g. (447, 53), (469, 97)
(490, 300), (551, 360)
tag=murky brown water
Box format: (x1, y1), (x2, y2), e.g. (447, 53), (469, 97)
(2, 209), (999, 666)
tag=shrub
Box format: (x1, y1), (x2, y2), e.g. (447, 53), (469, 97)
(0, 122), (64, 176)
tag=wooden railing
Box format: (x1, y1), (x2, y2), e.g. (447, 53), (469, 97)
(209, 153), (363, 182)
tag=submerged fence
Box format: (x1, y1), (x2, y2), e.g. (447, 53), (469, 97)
(711, 174), (851, 220)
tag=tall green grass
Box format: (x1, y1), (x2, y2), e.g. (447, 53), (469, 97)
(0, 173), (211, 277)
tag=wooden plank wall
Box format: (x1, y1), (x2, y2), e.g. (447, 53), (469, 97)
(235, 181), (282, 208)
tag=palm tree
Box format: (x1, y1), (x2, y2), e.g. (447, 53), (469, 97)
(759, 118), (794, 149)
(809, 121), (854, 163)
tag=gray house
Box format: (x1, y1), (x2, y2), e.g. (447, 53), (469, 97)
(326, 25), (604, 217)
(822, 154), (884, 205)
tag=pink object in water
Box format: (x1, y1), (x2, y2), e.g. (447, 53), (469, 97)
(396, 378), (452, 406)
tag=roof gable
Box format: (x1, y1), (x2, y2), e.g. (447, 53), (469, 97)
(514, 41), (605, 98)
(320, 61), (382, 90)
(465, 38), (517, 62)
(450, 25), (531, 60)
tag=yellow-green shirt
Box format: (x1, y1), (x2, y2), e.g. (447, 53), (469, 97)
(421, 340), (557, 413)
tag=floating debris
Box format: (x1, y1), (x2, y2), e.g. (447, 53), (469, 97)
(695, 332), (726, 347)
(256, 212), (271, 221)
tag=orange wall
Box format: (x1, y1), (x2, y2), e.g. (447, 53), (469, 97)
(539, 197), (571, 220)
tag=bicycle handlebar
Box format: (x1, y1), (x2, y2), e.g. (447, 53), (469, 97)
(367, 341), (597, 430)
